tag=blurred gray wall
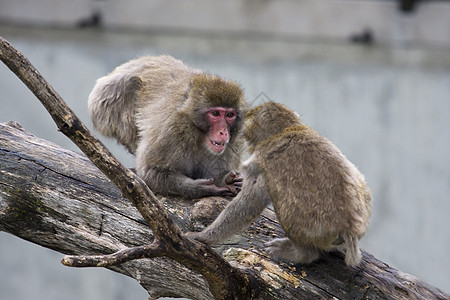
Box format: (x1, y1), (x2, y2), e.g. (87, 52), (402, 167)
(1, 0), (449, 299)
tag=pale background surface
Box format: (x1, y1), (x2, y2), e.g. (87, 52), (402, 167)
(0, 1), (449, 299)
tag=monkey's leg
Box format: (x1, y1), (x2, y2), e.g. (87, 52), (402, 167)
(265, 238), (320, 264)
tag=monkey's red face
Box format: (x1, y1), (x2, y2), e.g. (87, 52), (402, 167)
(205, 107), (237, 154)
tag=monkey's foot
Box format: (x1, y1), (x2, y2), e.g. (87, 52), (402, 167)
(265, 237), (320, 264)
(222, 171), (243, 196)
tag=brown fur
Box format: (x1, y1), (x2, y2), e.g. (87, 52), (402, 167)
(88, 55), (247, 198)
(188, 102), (371, 267)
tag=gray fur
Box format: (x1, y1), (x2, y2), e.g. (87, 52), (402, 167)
(188, 102), (372, 267)
(88, 55), (247, 198)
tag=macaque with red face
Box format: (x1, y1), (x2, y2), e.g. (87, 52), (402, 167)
(205, 107), (237, 154)
(88, 55), (247, 199)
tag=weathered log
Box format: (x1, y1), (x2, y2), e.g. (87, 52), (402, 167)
(1, 122), (449, 299)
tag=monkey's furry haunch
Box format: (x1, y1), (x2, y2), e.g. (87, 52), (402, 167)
(88, 55), (247, 199)
(188, 102), (372, 267)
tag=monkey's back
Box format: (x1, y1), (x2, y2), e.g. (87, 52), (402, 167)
(256, 125), (371, 249)
(88, 55), (201, 154)
(121, 55), (202, 139)
(133, 56), (199, 148)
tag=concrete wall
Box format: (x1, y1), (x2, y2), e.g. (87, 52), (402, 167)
(1, 0), (450, 48)
(0, 1), (449, 299)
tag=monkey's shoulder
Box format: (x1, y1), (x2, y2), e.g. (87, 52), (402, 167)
(256, 125), (330, 160)
(254, 125), (353, 187)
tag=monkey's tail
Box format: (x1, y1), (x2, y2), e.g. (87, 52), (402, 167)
(88, 73), (141, 154)
(342, 233), (362, 267)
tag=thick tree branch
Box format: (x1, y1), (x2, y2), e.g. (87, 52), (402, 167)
(1, 122), (449, 299)
(0, 35), (250, 299)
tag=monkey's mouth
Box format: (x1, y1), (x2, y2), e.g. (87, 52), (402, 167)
(208, 139), (227, 154)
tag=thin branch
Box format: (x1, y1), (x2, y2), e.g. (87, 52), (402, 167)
(62, 242), (165, 267)
(0, 36), (171, 239)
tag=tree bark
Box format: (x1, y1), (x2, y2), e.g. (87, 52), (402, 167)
(1, 122), (449, 300)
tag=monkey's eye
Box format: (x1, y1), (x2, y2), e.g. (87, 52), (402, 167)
(211, 111), (220, 117)
(226, 112), (235, 118)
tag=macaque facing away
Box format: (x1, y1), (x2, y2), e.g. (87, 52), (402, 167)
(88, 55), (247, 199)
(188, 102), (372, 267)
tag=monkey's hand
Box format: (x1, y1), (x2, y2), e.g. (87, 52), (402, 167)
(222, 171), (243, 196)
(194, 178), (237, 197)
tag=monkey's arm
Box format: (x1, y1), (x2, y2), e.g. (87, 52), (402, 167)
(187, 168), (271, 244)
(141, 167), (237, 199)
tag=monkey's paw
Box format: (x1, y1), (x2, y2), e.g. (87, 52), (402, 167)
(265, 238), (292, 260)
(195, 178), (237, 197)
(265, 238), (320, 264)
